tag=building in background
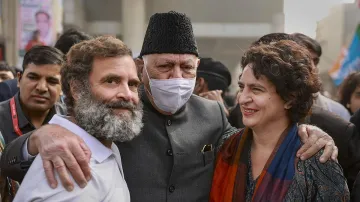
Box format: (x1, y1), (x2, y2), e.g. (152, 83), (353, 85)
(62, 0), (285, 94)
(316, 2), (360, 96)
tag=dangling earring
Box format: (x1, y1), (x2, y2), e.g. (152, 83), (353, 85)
(346, 103), (351, 109)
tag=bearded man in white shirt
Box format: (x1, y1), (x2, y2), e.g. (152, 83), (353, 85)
(13, 35), (143, 202)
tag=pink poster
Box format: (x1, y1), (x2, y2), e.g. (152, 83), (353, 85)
(18, 0), (56, 57)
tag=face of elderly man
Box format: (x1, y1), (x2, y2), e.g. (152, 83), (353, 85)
(137, 54), (200, 115)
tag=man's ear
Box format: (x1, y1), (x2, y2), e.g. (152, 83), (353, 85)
(196, 58), (201, 68)
(16, 72), (22, 87)
(194, 77), (206, 95)
(69, 81), (81, 101)
(135, 58), (144, 82)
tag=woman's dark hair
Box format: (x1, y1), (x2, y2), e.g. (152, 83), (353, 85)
(339, 72), (360, 114)
(241, 40), (321, 123)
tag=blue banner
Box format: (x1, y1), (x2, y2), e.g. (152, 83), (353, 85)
(332, 24), (360, 86)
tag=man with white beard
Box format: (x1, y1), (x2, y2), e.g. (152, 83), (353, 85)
(13, 36), (143, 202)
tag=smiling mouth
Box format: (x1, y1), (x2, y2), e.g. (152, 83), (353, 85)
(242, 108), (258, 116)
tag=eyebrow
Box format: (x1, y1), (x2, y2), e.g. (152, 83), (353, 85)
(129, 77), (141, 86)
(155, 59), (176, 65)
(180, 59), (195, 65)
(27, 72), (60, 81)
(100, 73), (141, 84)
(238, 81), (265, 89)
(100, 73), (122, 82)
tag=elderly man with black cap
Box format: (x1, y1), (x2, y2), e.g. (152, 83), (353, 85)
(1, 11), (340, 202)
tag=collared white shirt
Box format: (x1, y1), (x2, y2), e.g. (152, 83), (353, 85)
(14, 115), (130, 202)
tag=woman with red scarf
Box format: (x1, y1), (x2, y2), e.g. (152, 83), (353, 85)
(210, 40), (349, 202)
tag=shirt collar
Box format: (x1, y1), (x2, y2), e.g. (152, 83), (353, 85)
(14, 92), (57, 129)
(14, 93), (30, 129)
(48, 114), (113, 163)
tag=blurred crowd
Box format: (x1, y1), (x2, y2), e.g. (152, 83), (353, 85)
(0, 10), (359, 202)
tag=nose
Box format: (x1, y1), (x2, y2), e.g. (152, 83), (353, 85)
(35, 79), (48, 93)
(170, 66), (183, 79)
(116, 84), (139, 104)
(238, 88), (252, 106)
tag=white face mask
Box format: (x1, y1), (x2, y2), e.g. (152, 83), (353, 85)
(143, 63), (195, 114)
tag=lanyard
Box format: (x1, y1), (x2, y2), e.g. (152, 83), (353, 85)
(10, 97), (23, 137)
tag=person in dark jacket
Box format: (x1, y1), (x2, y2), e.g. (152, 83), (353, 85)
(194, 57), (233, 115)
(0, 79), (18, 102)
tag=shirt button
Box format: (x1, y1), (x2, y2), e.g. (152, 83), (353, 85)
(169, 185), (175, 193)
(167, 149), (173, 156)
(167, 120), (172, 126)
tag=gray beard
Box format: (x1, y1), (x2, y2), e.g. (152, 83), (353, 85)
(73, 92), (144, 142)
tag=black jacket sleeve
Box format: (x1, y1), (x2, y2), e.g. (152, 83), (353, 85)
(0, 131), (34, 182)
(309, 106), (360, 191)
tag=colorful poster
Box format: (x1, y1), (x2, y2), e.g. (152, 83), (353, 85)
(329, 24), (360, 86)
(18, 0), (56, 57)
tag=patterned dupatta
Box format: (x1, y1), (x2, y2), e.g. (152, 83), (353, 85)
(210, 124), (301, 202)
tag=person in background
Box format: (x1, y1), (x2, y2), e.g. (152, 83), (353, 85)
(1, 12), (338, 202)
(54, 28), (92, 54)
(211, 40), (349, 202)
(25, 30), (45, 52)
(13, 35), (142, 202)
(35, 11), (52, 45)
(0, 46), (63, 144)
(0, 29), (91, 108)
(193, 57), (232, 116)
(292, 33), (351, 121)
(339, 72), (360, 115)
(0, 46), (63, 201)
(0, 62), (15, 83)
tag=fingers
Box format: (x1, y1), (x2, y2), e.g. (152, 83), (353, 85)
(63, 142), (89, 188)
(319, 140), (337, 163)
(297, 124), (309, 143)
(43, 160), (57, 189)
(331, 146), (339, 162)
(300, 136), (333, 162)
(75, 141), (92, 182)
(52, 156), (74, 191)
(200, 90), (223, 102)
(296, 128), (318, 157)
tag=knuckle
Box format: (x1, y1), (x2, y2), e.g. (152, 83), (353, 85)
(315, 140), (323, 148)
(77, 156), (87, 163)
(53, 163), (65, 170)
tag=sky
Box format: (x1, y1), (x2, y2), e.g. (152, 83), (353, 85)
(284, 0), (356, 37)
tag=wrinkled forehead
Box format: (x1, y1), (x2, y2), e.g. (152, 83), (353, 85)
(144, 54), (198, 64)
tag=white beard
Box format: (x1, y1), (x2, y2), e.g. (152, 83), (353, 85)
(73, 92), (144, 142)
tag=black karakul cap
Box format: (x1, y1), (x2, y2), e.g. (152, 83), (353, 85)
(197, 58), (232, 91)
(140, 11), (198, 57)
